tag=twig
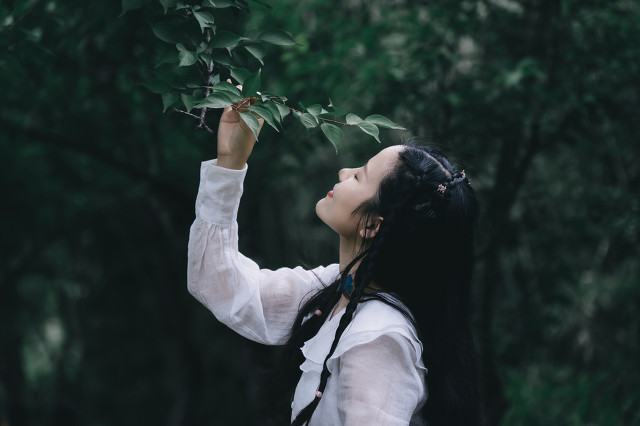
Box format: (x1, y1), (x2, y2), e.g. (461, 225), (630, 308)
(197, 27), (216, 132)
(268, 99), (356, 127)
(173, 108), (214, 134)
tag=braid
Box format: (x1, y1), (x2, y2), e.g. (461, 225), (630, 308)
(448, 170), (468, 186)
(291, 213), (395, 425)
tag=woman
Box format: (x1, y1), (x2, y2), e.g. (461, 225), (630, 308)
(187, 101), (480, 425)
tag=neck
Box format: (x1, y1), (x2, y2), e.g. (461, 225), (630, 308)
(338, 234), (362, 272)
(338, 234), (383, 293)
(333, 234), (378, 319)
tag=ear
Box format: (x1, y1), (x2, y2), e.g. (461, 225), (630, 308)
(359, 216), (383, 240)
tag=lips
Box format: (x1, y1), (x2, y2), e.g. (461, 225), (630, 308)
(327, 190), (334, 198)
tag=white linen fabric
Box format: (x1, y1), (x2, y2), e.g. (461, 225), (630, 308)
(187, 159), (428, 425)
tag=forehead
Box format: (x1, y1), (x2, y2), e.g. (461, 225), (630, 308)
(367, 145), (403, 175)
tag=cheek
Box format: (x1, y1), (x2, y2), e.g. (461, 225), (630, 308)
(329, 203), (361, 235)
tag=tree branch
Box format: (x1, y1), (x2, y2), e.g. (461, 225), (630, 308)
(268, 99), (357, 127)
(197, 27), (217, 132)
(173, 108), (215, 133)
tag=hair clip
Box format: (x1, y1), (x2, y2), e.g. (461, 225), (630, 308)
(437, 184), (447, 194)
(314, 309), (322, 317)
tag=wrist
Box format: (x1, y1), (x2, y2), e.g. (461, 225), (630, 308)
(217, 155), (246, 170)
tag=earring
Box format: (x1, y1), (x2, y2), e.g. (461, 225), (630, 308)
(337, 274), (354, 294)
(345, 274), (353, 293)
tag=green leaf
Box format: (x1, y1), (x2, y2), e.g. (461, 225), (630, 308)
(210, 50), (233, 67)
(199, 53), (213, 68)
(207, 0), (234, 7)
(357, 122), (381, 142)
(321, 123), (343, 154)
(328, 105), (347, 116)
(263, 101), (282, 125)
(211, 81), (242, 99)
(248, 103), (279, 131)
(249, 0), (271, 8)
(193, 11), (215, 33)
(230, 48), (250, 69)
(181, 93), (195, 112)
(242, 70), (261, 97)
(239, 112), (261, 140)
(196, 41), (208, 53)
(121, 0), (150, 15)
(259, 91), (286, 102)
(296, 112), (318, 130)
(155, 49), (179, 68)
(318, 112), (337, 119)
(162, 92), (179, 112)
(230, 67), (251, 84)
(150, 21), (183, 44)
(244, 44), (266, 65)
(244, 29), (262, 40)
(210, 31), (242, 48)
(258, 30), (296, 46)
(159, 0), (178, 13)
(195, 92), (235, 108)
(364, 114), (405, 130)
(140, 79), (170, 94)
(346, 113), (363, 125)
(176, 43), (198, 66)
(306, 104), (322, 118)
(275, 103), (290, 120)
(192, 88), (206, 101)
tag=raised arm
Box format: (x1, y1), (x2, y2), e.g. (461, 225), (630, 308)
(187, 160), (338, 345)
(187, 97), (338, 345)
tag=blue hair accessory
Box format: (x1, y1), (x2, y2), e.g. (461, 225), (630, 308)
(338, 274), (354, 294)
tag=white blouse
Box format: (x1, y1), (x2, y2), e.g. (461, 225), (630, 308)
(187, 160), (428, 425)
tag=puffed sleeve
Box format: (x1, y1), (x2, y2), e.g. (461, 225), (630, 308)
(336, 333), (427, 425)
(187, 159), (339, 345)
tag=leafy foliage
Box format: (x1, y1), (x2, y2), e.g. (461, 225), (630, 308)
(125, 0), (404, 152)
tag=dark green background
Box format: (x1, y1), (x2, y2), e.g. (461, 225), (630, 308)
(1, 0), (639, 424)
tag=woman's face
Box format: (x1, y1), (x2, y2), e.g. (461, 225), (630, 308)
(316, 145), (402, 239)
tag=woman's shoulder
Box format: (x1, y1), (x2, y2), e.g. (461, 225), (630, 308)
(341, 295), (421, 347)
(312, 263), (340, 285)
(328, 296), (425, 369)
(351, 295), (415, 329)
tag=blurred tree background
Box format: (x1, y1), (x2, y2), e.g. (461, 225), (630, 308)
(1, 0), (639, 425)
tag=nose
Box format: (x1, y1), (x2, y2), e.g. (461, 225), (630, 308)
(338, 168), (351, 182)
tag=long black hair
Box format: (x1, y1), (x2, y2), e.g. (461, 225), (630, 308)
(271, 141), (480, 426)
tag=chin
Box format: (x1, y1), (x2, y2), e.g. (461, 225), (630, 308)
(315, 199), (326, 222)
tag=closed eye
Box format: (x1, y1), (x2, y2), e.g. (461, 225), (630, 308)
(354, 173), (359, 181)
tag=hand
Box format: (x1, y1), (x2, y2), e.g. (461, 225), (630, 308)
(217, 81), (264, 170)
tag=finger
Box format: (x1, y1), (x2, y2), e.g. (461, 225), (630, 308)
(226, 78), (243, 91)
(233, 98), (252, 113)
